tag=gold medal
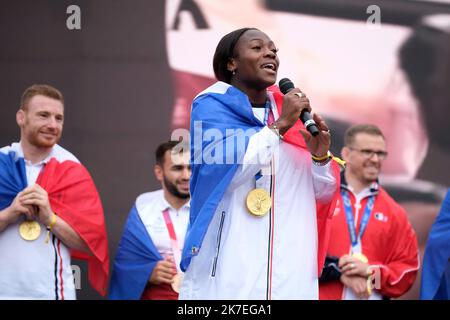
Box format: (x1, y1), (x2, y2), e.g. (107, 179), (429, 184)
(171, 273), (183, 294)
(352, 253), (369, 263)
(246, 188), (271, 216)
(19, 220), (41, 241)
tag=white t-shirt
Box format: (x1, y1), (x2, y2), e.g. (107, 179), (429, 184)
(136, 190), (190, 273)
(0, 143), (76, 300)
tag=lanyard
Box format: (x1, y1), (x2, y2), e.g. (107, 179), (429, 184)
(162, 208), (182, 273)
(341, 190), (375, 249)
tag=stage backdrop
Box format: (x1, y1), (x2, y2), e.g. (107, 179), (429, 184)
(0, 0), (449, 299)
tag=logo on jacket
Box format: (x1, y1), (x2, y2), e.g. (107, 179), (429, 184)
(374, 212), (388, 222)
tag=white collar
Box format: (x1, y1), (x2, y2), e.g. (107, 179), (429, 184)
(346, 181), (379, 201)
(157, 193), (191, 213)
(11, 142), (54, 166)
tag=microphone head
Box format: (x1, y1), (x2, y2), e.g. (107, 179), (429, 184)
(278, 78), (294, 94)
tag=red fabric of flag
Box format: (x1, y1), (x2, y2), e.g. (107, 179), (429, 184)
(36, 158), (109, 296)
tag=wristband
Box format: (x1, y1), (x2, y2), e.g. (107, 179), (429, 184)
(45, 213), (57, 244)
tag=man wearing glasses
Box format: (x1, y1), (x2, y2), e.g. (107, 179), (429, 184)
(319, 124), (419, 300)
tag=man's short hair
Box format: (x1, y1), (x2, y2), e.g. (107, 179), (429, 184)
(155, 140), (189, 166)
(21, 84), (64, 111)
(344, 124), (385, 146)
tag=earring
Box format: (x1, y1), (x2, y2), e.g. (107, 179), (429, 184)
(232, 69), (236, 75)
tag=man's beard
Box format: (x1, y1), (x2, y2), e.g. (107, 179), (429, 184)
(25, 127), (60, 148)
(164, 176), (190, 199)
(30, 134), (58, 148)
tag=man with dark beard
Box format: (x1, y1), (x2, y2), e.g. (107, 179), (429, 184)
(0, 84), (109, 299)
(109, 141), (191, 300)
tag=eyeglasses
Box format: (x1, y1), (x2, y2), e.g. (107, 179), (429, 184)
(348, 147), (388, 160)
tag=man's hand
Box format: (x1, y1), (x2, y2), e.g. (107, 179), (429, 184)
(13, 184), (91, 253)
(19, 184), (53, 226)
(149, 256), (177, 285)
(0, 192), (36, 232)
(340, 273), (370, 299)
(339, 254), (370, 278)
(10, 191), (36, 221)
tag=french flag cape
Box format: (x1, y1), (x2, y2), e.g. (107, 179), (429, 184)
(0, 145), (109, 296)
(181, 82), (341, 275)
(420, 189), (450, 300)
(108, 204), (163, 300)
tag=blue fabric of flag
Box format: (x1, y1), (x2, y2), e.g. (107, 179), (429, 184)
(181, 82), (265, 271)
(0, 151), (27, 210)
(420, 189), (450, 300)
(109, 205), (163, 299)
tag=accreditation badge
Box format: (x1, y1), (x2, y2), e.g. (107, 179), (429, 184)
(246, 188), (271, 217)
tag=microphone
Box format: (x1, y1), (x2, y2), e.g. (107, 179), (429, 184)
(278, 78), (319, 136)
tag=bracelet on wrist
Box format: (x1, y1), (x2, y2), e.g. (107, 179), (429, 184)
(45, 213), (57, 244)
(47, 213), (57, 230)
(312, 151), (332, 162)
(312, 151), (347, 168)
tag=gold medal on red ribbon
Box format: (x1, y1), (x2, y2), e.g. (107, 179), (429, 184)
(171, 273), (183, 294)
(19, 220), (41, 241)
(246, 188), (271, 217)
